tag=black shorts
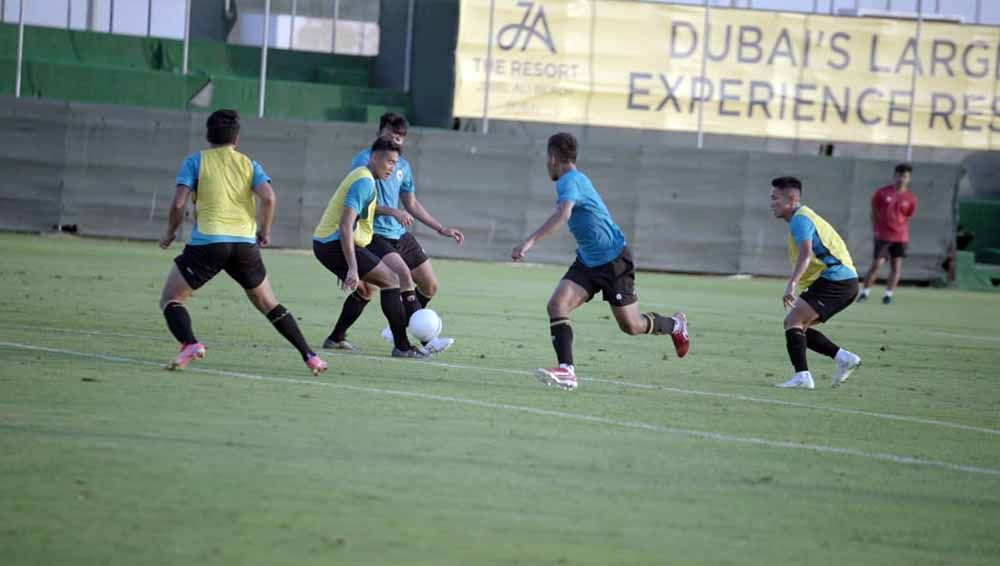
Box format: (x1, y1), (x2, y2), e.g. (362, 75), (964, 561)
(562, 246), (637, 307)
(366, 233), (429, 269)
(800, 277), (859, 323)
(313, 239), (382, 282)
(174, 243), (267, 291)
(874, 239), (907, 260)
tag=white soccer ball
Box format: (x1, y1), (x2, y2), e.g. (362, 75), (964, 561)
(408, 308), (442, 342)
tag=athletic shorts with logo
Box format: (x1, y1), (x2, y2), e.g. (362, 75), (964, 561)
(562, 246), (637, 307)
(366, 233), (429, 269)
(313, 239), (382, 281)
(174, 243), (267, 290)
(800, 277), (859, 322)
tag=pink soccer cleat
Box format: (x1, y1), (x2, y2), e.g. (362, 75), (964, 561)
(306, 354), (328, 376)
(535, 365), (578, 391)
(671, 312), (690, 358)
(166, 342), (206, 370)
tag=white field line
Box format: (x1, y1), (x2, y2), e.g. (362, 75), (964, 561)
(1, 340), (998, 478)
(1, 322), (998, 437)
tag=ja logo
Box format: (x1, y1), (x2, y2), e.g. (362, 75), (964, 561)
(498, 1), (556, 54)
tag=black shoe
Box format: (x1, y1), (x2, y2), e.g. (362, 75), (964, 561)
(882, 295), (893, 305)
(391, 347), (432, 359)
(856, 293), (868, 303)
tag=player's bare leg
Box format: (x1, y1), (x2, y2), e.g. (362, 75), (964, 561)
(160, 265), (205, 370)
(611, 302), (689, 357)
(859, 256), (885, 303)
(884, 257), (903, 304)
(780, 299), (858, 389)
(245, 277), (327, 376)
(536, 279), (589, 390)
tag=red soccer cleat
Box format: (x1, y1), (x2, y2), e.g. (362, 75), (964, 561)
(671, 312), (689, 358)
(305, 354), (328, 376)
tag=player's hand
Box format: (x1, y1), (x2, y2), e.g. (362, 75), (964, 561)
(394, 210), (414, 227)
(341, 268), (360, 292)
(511, 239), (534, 261)
(439, 227), (464, 246)
(159, 231), (176, 249)
(783, 281), (797, 311)
(256, 231), (270, 247)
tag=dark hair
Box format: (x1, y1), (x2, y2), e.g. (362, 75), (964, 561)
(547, 132), (578, 163)
(206, 109), (240, 145)
(894, 163), (913, 174)
(378, 112), (408, 136)
(771, 176), (803, 192)
(371, 136), (402, 155)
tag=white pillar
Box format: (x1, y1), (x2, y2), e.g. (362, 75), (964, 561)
(290, 0), (297, 49)
(147, 0), (153, 36)
(182, 0), (191, 75)
(15, 0), (24, 98)
(258, 0), (271, 118)
(904, 0), (923, 162)
(696, 0), (710, 149)
(481, 0), (496, 134)
(404, 0), (415, 92)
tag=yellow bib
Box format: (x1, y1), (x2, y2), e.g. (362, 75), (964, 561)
(313, 166), (377, 247)
(192, 147), (257, 239)
(787, 206), (856, 289)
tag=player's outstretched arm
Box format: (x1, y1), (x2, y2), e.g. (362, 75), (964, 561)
(511, 201), (573, 261)
(400, 193), (464, 245)
(254, 182), (276, 247)
(160, 185), (191, 249)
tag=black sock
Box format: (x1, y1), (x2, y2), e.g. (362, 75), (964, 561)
(329, 290), (370, 342)
(266, 304), (314, 361)
(416, 289), (432, 308)
(163, 302), (197, 345)
(806, 328), (840, 359)
(643, 312), (676, 335)
(550, 317), (573, 366)
(785, 328), (809, 372)
(380, 288), (412, 351)
(401, 289), (421, 320)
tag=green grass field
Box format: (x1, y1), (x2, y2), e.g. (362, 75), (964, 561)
(1, 232), (999, 565)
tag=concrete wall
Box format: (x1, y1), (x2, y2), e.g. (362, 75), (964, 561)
(0, 97), (959, 281)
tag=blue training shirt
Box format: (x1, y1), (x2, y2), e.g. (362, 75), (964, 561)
(789, 212), (858, 281)
(175, 151), (271, 245)
(350, 148), (415, 240)
(556, 169), (626, 267)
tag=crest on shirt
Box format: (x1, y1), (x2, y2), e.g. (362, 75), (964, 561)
(396, 169), (404, 182)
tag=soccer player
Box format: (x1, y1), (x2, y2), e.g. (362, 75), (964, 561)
(858, 163), (917, 305)
(770, 176), (861, 390)
(158, 109), (328, 375)
(323, 113), (463, 353)
(312, 137), (430, 359)
(511, 133), (689, 391)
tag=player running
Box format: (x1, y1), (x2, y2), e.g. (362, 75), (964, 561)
(511, 133), (689, 391)
(323, 113), (463, 354)
(312, 137), (430, 359)
(158, 109), (328, 375)
(770, 176), (862, 390)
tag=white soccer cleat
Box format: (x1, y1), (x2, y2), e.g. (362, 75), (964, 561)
(776, 371), (815, 390)
(832, 350), (861, 387)
(424, 336), (454, 354)
(380, 325), (394, 344)
(536, 365), (578, 391)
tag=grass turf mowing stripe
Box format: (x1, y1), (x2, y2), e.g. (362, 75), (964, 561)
(2, 322), (998, 437)
(2, 339), (998, 478)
